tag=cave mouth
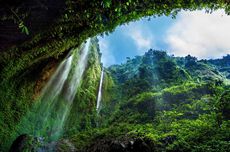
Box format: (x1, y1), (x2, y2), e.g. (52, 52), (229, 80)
(1, 1), (230, 151)
(1, 0), (229, 53)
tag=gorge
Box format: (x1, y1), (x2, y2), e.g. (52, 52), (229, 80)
(0, 1), (230, 152)
(7, 38), (230, 152)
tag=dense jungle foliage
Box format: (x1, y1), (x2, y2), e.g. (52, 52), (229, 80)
(1, 38), (230, 152)
(69, 48), (230, 152)
(0, 0), (230, 151)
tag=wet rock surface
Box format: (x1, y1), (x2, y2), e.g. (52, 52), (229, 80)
(10, 134), (77, 152)
(83, 138), (153, 152)
(9, 134), (35, 152)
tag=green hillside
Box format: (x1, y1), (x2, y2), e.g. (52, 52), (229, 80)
(67, 49), (230, 152)
(1, 40), (230, 151)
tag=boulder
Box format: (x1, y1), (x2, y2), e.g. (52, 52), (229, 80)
(9, 134), (33, 152)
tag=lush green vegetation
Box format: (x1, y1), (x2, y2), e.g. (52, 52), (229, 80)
(64, 38), (102, 135)
(1, 41), (230, 151)
(1, 43), (230, 151)
(68, 49), (230, 152)
(1, 0), (230, 151)
(0, 38), (103, 150)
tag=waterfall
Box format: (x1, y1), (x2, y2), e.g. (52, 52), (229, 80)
(17, 39), (91, 142)
(96, 67), (104, 112)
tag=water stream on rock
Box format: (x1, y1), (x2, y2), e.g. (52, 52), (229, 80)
(16, 39), (91, 143)
(96, 67), (104, 113)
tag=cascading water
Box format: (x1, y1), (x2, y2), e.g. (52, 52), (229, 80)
(16, 39), (91, 143)
(96, 67), (104, 113)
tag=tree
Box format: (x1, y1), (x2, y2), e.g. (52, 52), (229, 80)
(185, 55), (197, 67)
(219, 91), (230, 120)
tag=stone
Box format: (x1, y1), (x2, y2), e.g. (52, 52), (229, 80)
(9, 134), (32, 152)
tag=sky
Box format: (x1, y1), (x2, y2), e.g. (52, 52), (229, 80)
(98, 9), (230, 67)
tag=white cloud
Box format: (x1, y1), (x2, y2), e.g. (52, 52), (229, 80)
(98, 38), (116, 67)
(166, 10), (230, 59)
(122, 23), (155, 54)
(129, 28), (153, 51)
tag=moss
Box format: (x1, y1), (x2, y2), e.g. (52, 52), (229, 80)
(102, 70), (117, 104)
(0, 37), (103, 150)
(64, 38), (102, 135)
(0, 78), (36, 150)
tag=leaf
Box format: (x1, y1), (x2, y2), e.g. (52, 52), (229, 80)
(65, 14), (68, 19)
(103, 0), (112, 8)
(24, 26), (29, 35)
(21, 26), (25, 33)
(18, 21), (29, 35)
(20, 26), (29, 35)
(19, 21), (24, 28)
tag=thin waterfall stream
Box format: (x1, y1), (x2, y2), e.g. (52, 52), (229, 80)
(96, 67), (104, 113)
(16, 39), (91, 144)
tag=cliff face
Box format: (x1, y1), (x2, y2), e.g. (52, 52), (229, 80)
(64, 38), (103, 134)
(0, 38), (103, 150)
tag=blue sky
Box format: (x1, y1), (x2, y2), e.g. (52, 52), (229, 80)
(98, 10), (230, 67)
